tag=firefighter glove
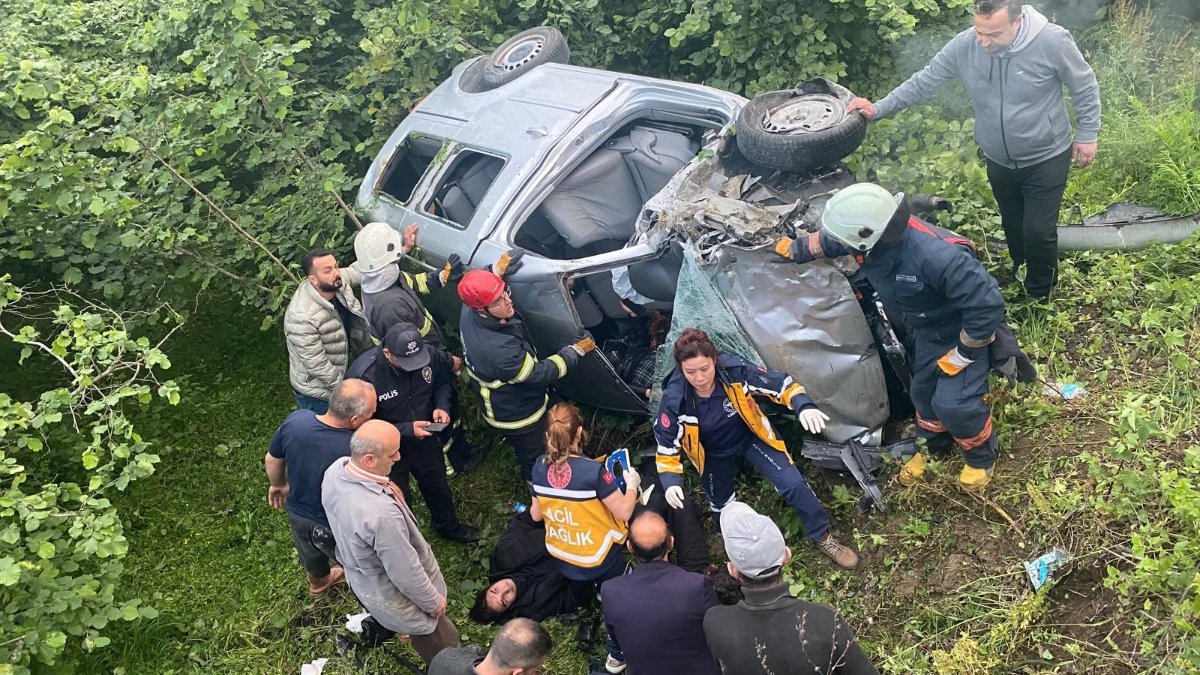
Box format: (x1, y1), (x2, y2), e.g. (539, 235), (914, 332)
(569, 330), (596, 357)
(492, 249), (525, 278)
(797, 407), (830, 434)
(438, 254), (464, 285)
(665, 485), (685, 509)
(773, 237), (796, 260)
(937, 347), (974, 376)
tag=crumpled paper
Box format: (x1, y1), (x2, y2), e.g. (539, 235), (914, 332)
(344, 612), (371, 633)
(300, 658), (328, 675)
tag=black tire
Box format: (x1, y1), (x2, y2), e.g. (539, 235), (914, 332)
(477, 27), (570, 91)
(735, 79), (867, 172)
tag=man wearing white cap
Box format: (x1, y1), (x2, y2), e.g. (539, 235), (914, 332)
(703, 502), (878, 674)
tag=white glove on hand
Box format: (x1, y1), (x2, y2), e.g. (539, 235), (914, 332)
(798, 408), (830, 434)
(622, 467), (641, 494)
(665, 485), (685, 509)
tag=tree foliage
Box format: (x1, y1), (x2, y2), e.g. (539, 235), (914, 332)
(0, 277), (178, 673)
(1, 0), (975, 326)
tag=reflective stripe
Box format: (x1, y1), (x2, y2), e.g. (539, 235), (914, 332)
(656, 444), (680, 456)
(533, 485), (598, 500)
(479, 394), (548, 430)
(959, 329), (996, 349)
(417, 312), (433, 336)
(547, 354), (567, 378)
(955, 416), (994, 450)
(545, 529), (626, 566)
(511, 353), (536, 383)
(916, 414), (947, 433)
(465, 368), (506, 390)
(414, 273), (431, 295)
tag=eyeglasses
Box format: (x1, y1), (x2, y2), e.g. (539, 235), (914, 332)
(487, 286), (513, 309)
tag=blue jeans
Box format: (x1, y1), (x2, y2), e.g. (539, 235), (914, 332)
(702, 439), (831, 542)
(293, 391), (329, 414)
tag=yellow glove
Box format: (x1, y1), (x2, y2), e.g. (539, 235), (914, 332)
(774, 237), (795, 260)
(937, 347), (973, 377)
(571, 331), (596, 356)
(493, 250), (525, 278)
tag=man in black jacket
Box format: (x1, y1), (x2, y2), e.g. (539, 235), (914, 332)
(345, 322), (479, 543)
(703, 502), (878, 675)
(469, 510), (594, 625)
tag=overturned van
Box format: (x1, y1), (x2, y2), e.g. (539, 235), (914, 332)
(356, 28), (915, 504)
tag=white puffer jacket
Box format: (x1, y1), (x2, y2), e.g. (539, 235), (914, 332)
(285, 265), (372, 400)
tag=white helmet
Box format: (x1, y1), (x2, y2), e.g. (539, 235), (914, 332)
(820, 183), (903, 252)
(354, 222), (405, 273)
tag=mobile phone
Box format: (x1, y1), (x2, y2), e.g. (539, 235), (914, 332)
(423, 421), (448, 433)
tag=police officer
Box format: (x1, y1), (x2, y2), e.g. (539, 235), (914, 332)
(775, 183), (1006, 491)
(354, 222), (502, 476)
(457, 269), (596, 483)
(345, 322), (480, 543)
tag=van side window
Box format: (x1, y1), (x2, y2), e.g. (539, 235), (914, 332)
(376, 134), (446, 204)
(424, 151), (506, 229)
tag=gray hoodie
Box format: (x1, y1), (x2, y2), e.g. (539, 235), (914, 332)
(873, 5), (1100, 169)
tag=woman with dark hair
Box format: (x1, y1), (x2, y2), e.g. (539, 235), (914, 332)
(468, 510), (593, 625)
(654, 327), (860, 570)
(530, 402), (640, 673)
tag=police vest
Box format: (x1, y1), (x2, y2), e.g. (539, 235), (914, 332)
(531, 456), (627, 569)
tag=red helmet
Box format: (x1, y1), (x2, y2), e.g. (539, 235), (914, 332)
(458, 269), (506, 309)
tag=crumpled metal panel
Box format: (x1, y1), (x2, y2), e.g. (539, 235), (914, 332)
(713, 249), (889, 443)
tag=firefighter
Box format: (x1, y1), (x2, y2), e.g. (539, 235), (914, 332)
(774, 183), (1006, 491)
(457, 269), (596, 483)
(345, 322), (480, 543)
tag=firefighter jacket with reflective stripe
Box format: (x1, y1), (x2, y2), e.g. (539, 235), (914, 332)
(362, 270), (445, 351)
(345, 345), (453, 438)
(788, 218), (1005, 358)
(654, 352), (812, 491)
(531, 456), (627, 569)
(459, 305), (578, 431)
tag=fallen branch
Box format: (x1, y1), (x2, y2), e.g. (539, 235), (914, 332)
(138, 139), (298, 283)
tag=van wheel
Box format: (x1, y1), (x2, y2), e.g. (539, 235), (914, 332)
(478, 27), (570, 91)
(735, 79), (867, 172)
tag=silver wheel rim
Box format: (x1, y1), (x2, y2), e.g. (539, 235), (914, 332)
(494, 36), (545, 72)
(760, 94), (843, 134)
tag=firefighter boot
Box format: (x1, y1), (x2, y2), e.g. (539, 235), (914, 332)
(959, 464), (994, 492)
(898, 452), (927, 487)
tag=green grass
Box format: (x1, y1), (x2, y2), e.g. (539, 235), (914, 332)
(47, 229), (1200, 674)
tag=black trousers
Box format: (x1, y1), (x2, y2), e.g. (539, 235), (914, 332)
(389, 436), (462, 535)
(986, 147), (1072, 298)
(286, 511), (338, 578)
(502, 416), (548, 483)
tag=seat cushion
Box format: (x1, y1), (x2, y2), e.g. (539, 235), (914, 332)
(540, 149), (642, 248)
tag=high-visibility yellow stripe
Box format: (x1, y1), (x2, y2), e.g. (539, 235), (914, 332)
(417, 311), (433, 336)
(548, 354), (567, 378)
(511, 353), (536, 383)
(479, 395), (548, 430)
(414, 273), (431, 295)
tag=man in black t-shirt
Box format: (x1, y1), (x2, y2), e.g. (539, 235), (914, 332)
(264, 379), (377, 595)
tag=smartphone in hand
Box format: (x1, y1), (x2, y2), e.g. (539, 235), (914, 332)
(424, 421), (448, 433)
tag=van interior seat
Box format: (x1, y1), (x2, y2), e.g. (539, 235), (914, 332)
(439, 155), (503, 226)
(539, 149), (642, 249)
(607, 127), (699, 203)
(627, 241), (684, 302)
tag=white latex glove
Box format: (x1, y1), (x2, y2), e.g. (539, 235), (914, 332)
(665, 485), (685, 509)
(798, 408), (830, 434)
(622, 467), (641, 495)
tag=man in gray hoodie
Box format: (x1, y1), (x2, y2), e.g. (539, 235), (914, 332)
(850, 0), (1100, 299)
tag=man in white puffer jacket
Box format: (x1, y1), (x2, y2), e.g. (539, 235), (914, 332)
(285, 248), (373, 413)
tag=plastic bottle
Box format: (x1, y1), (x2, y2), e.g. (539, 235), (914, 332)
(1043, 382), (1088, 400)
(511, 501), (528, 514)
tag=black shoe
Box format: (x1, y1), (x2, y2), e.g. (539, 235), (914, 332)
(438, 524), (481, 544)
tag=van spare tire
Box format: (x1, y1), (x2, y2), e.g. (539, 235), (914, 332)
(736, 79), (867, 172)
(478, 27), (570, 91)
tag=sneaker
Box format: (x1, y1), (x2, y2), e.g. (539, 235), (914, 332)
(816, 533), (859, 570)
(898, 452), (926, 487)
(959, 464), (994, 492)
(457, 442), (490, 475)
(308, 565), (345, 596)
(438, 524), (481, 544)
(604, 654), (627, 673)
